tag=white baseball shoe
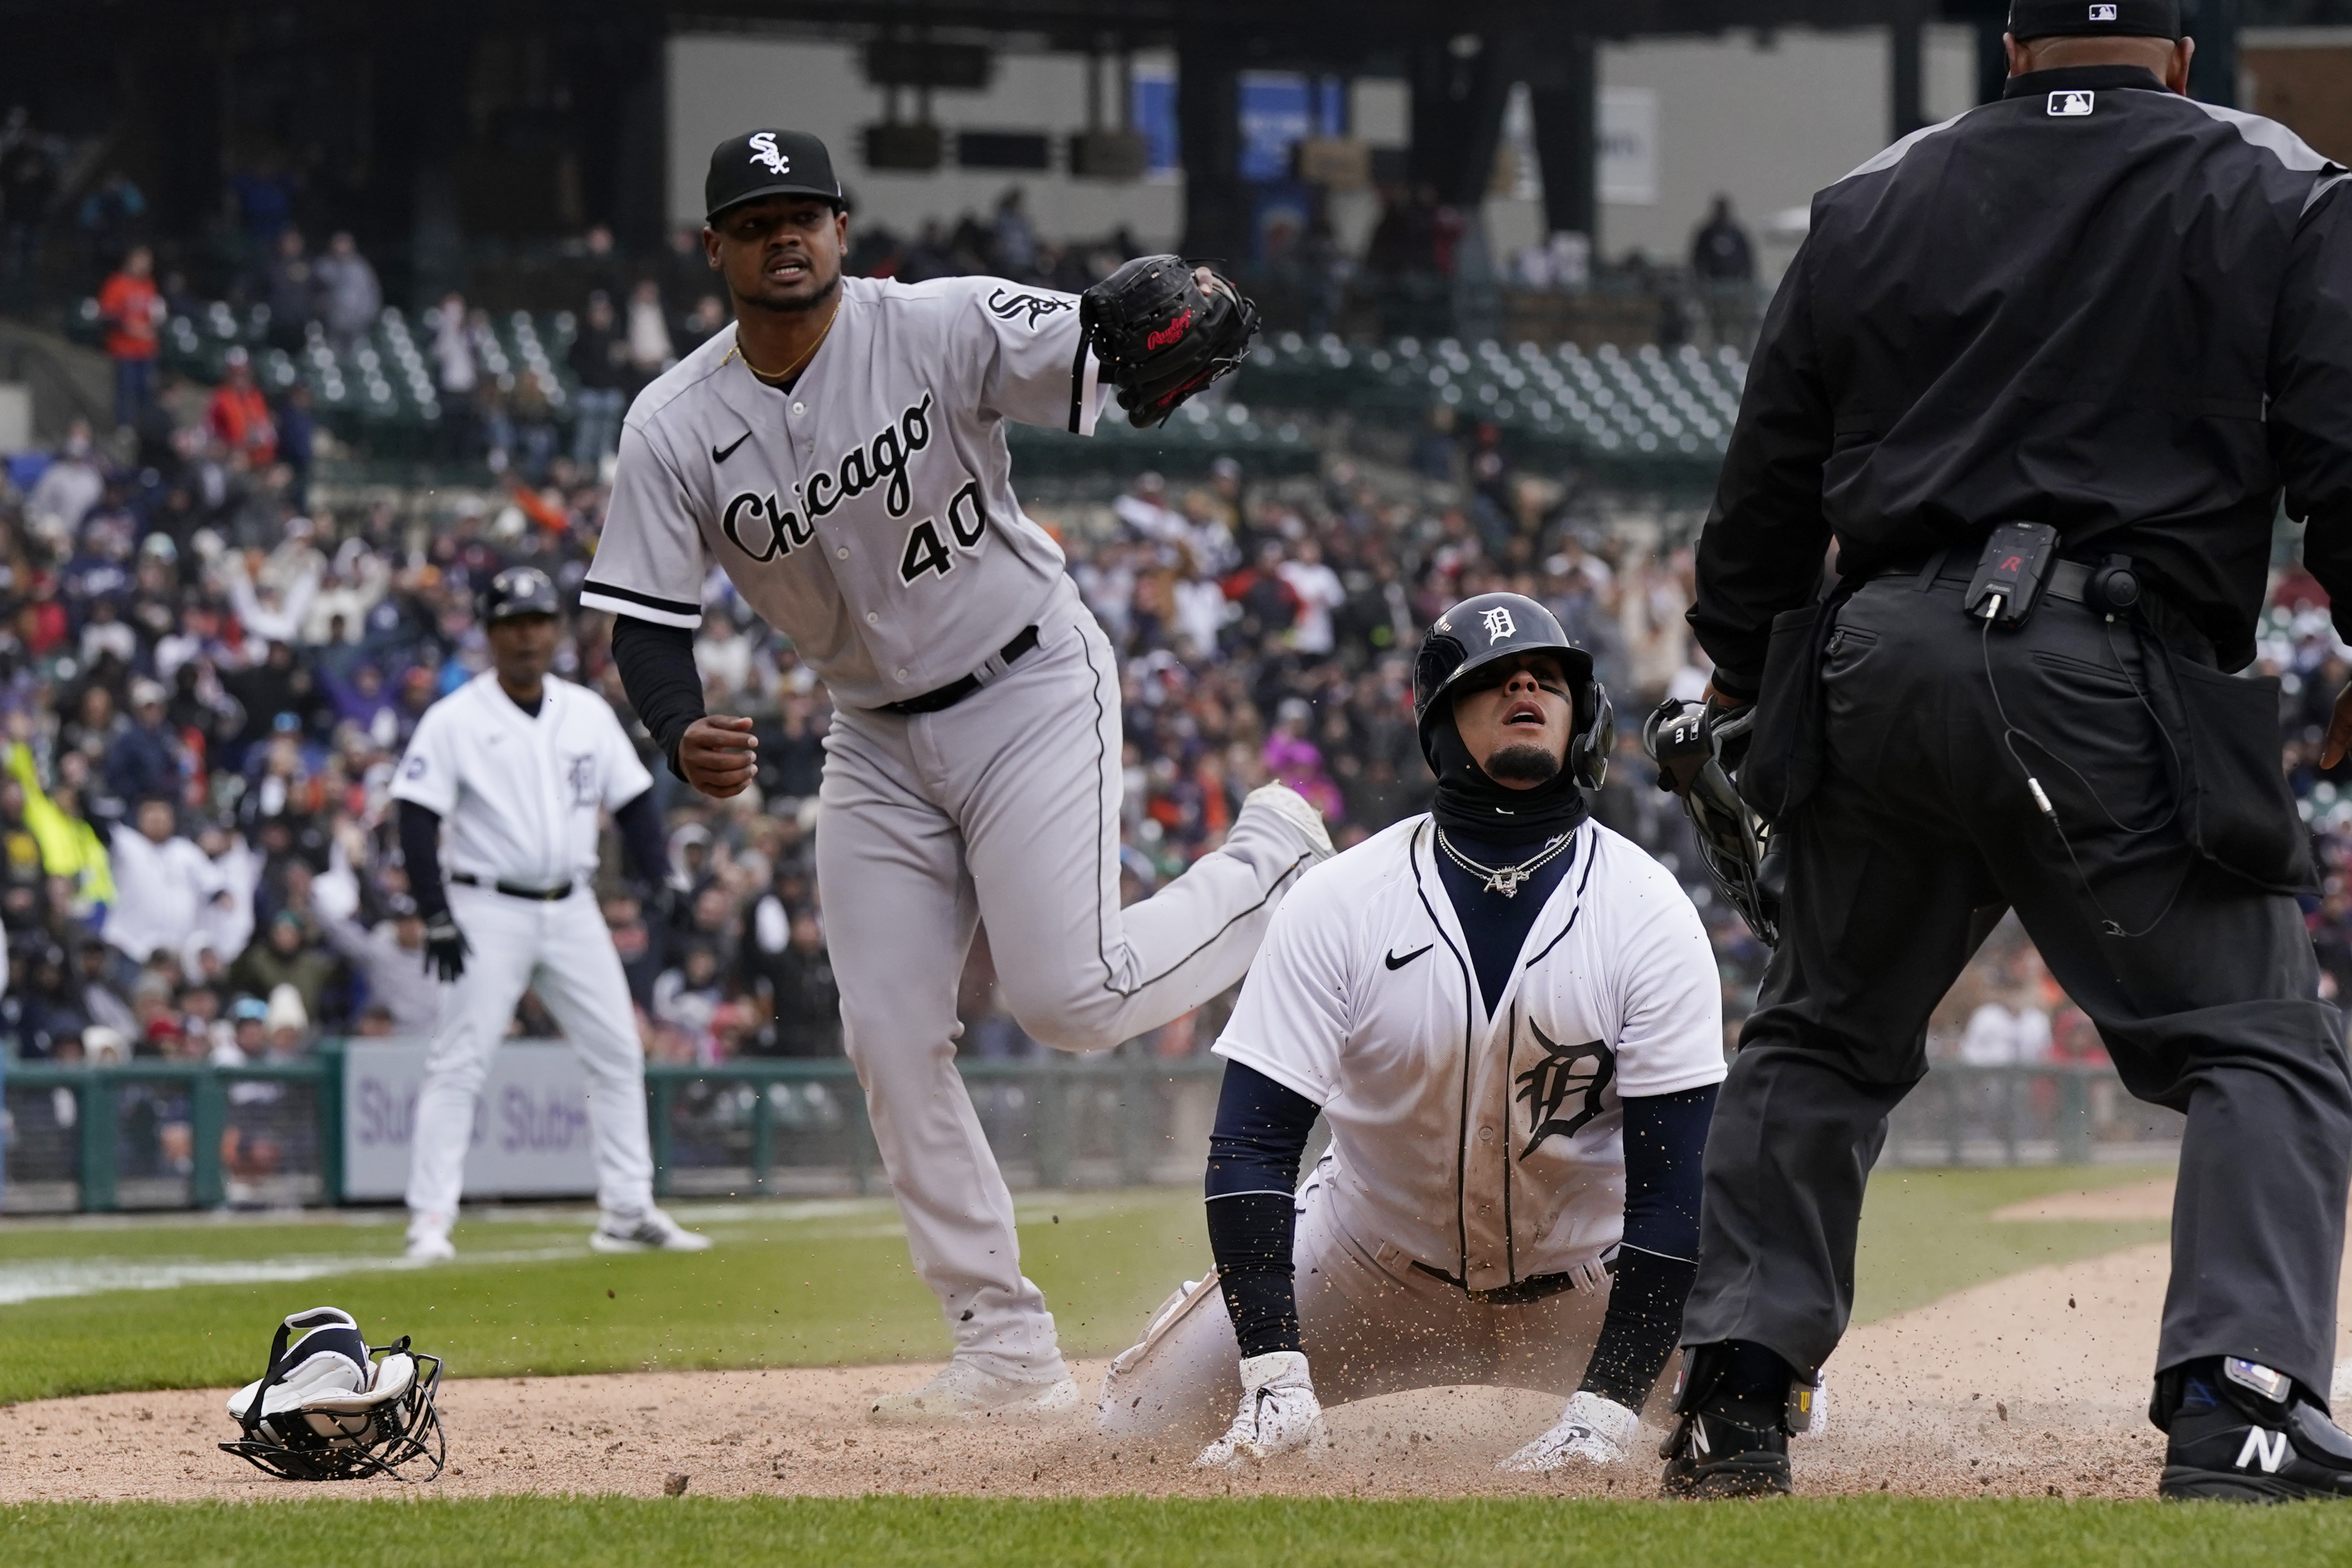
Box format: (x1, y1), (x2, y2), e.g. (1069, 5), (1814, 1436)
(403, 1220), (456, 1265)
(1196, 1350), (1324, 1467)
(590, 1208), (714, 1253)
(1238, 781), (1336, 865)
(868, 1360), (1081, 1426)
(1498, 1390), (1640, 1471)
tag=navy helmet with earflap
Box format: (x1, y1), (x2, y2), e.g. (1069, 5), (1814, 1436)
(481, 565), (560, 625)
(1413, 592), (1615, 790)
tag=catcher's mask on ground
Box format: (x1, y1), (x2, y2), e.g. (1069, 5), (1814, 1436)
(221, 1306), (446, 1482)
(1413, 592), (1613, 790)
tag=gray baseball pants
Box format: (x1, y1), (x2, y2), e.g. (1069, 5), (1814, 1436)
(817, 579), (1318, 1381)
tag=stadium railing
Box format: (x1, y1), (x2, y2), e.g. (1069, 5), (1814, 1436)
(0, 1050), (2175, 1214)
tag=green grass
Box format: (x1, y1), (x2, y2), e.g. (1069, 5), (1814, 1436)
(0, 1163), (2170, 1407)
(7, 1495), (2345, 1568)
(1853, 1163), (2170, 1323)
(0, 1191), (1202, 1406)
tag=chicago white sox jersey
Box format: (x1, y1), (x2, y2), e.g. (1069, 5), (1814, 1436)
(391, 673), (652, 889)
(1215, 816), (1724, 1293)
(580, 274), (1112, 709)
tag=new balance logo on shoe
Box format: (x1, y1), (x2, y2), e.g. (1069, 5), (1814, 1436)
(2236, 1427), (2291, 1473)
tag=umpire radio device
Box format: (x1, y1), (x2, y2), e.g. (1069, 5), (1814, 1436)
(1965, 522), (2061, 626)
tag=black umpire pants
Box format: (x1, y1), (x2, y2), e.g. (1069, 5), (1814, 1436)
(1680, 570), (2352, 1405)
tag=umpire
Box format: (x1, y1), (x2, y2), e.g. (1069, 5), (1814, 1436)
(1663, 0), (2352, 1502)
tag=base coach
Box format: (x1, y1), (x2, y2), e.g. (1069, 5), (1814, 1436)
(1664, 0), (2352, 1501)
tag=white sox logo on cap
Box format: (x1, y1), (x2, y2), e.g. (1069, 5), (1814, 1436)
(748, 132), (790, 173)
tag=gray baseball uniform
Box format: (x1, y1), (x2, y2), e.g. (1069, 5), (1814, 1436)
(582, 275), (1323, 1383)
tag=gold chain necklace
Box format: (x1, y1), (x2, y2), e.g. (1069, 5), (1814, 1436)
(727, 294), (841, 384)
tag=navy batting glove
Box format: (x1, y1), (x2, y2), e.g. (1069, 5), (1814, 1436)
(422, 913), (470, 984)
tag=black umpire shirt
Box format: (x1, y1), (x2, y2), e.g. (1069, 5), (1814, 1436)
(1689, 64), (2352, 694)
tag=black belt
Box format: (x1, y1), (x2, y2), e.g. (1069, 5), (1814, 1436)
(450, 873), (573, 901)
(1890, 551), (2094, 602)
(880, 625), (1039, 716)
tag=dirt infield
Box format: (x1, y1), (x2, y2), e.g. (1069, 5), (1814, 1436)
(24, 1221), (2329, 1506)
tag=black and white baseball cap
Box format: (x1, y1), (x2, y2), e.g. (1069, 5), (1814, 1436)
(705, 130), (845, 223)
(2008, 0), (2182, 40)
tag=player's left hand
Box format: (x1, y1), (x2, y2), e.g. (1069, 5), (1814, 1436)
(1497, 1390), (1640, 1471)
(422, 912), (470, 984)
(1194, 1350), (1323, 1468)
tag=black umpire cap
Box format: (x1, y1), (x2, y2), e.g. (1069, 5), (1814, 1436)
(2008, 0), (2181, 40)
(706, 130), (845, 223)
(481, 565), (559, 624)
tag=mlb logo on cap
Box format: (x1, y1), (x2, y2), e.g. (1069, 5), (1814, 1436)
(2088, 3), (2118, 18)
(2048, 90), (2096, 115)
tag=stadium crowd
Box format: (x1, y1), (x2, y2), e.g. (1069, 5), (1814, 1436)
(3, 173), (2346, 1109)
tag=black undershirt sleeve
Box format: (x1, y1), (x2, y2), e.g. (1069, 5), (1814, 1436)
(610, 788), (671, 891)
(609, 615), (706, 780)
(397, 799), (447, 920)
(1579, 1083), (1718, 1409)
(1203, 1062), (1322, 1359)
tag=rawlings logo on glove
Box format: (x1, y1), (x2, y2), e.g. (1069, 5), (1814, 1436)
(1081, 255), (1259, 429)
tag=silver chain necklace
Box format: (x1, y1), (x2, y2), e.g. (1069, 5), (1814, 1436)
(1435, 827), (1576, 899)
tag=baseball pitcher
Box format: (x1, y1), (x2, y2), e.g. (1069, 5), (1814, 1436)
(586, 130), (1331, 1421)
(1100, 595), (1728, 1469)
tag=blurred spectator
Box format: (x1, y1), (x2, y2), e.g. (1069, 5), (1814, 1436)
(739, 895), (840, 1056)
(204, 349), (278, 469)
(1690, 195), (1756, 284)
(314, 231), (382, 348)
(625, 279), (675, 387)
(679, 295), (730, 353)
(226, 908), (344, 1025)
(28, 422), (104, 541)
(263, 229), (317, 347)
(568, 291), (628, 466)
(99, 796), (213, 970)
(97, 245), (165, 430)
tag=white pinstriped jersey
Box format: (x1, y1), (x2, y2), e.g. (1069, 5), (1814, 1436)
(1215, 816), (1725, 1292)
(580, 274), (1112, 709)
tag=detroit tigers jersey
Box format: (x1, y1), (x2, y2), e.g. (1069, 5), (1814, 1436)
(580, 273), (1111, 709)
(1214, 816), (1724, 1293)
(391, 673), (652, 889)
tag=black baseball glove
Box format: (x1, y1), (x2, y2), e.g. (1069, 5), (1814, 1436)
(422, 912), (470, 985)
(1080, 255), (1260, 428)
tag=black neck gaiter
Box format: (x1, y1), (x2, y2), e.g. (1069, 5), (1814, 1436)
(1426, 716), (1589, 846)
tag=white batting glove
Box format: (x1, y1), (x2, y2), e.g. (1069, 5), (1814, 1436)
(1194, 1350), (1324, 1468)
(1498, 1390), (1640, 1471)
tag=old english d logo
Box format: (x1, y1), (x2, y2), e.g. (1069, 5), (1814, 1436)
(1515, 1019), (1614, 1158)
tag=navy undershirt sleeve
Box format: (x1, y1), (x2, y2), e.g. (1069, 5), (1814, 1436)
(397, 799), (447, 920)
(611, 788), (671, 891)
(1203, 1062), (1322, 1358)
(1580, 1083), (1718, 1408)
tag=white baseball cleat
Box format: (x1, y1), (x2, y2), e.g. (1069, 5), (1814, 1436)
(1498, 1390), (1640, 1471)
(1238, 781), (1336, 865)
(868, 1360), (1082, 1426)
(590, 1209), (714, 1253)
(1195, 1350), (1324, 1468)
(403, 1226), (456, 1265)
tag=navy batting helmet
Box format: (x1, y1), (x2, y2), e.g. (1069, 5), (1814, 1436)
(1413, 592), (1614, 789)
(481, 566), (559, 625)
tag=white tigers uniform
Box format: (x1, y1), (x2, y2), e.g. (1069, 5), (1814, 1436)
(579, 274), (1323, 1382)
(393, 672), (656, 1224)
(1100, 815), (1725, 1442)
